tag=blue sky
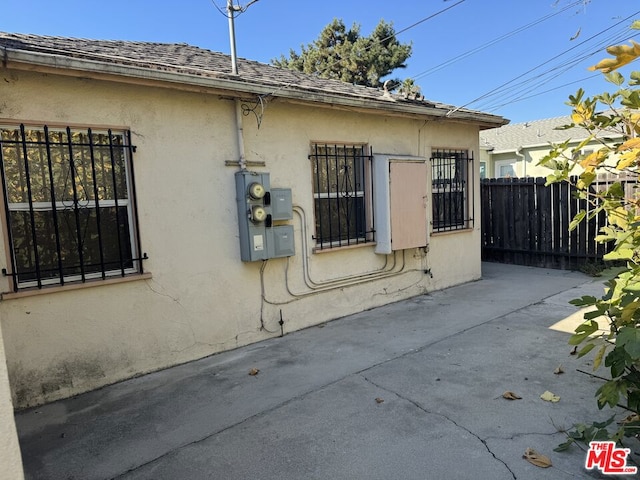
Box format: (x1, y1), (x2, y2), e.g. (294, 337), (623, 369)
(2, 0), (639, 123)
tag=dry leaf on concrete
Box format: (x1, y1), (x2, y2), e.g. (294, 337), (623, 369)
(540, 390), (560, 402)
(248, 368), (260, 376)
(554, 364), (565, 375)
(502, 391), (522, 400)
(523, 448), (552, 468)
(619, 413), (640, 425)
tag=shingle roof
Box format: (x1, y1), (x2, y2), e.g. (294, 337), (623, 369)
(0, 32), (506, 127)
(480, 115), (622, 152)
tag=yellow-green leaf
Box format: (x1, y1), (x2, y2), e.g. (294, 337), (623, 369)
(604, 248), (634, 261)
(608, 207), (629, 229)
(593, 344), (607, 370)
(616, 139), (640, 169)
(577, 343), (596, 357)
(571, 103), (594, 123)
(577, 172), (596, 189)
(616, 151), (639, 170)
(540, 391), (561, 402)
(590, 40), (640, 73)
(579, 149), (607, 173)
(569, 210), (586, 231)
(617, 137), (640, 151)
(621, 300), (640, 323)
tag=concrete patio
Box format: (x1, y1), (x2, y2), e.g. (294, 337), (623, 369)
(14, 262), (638, 479)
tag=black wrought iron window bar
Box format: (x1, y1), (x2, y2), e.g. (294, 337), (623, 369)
(0, 124), (146, 291)
(431, 148), (474, 232)
(310, 143), (375, 249)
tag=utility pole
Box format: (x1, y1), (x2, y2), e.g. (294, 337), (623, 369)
(227, 0), (239, 74)
(226, 0), (259, 75)
(225, 0), (259, 169)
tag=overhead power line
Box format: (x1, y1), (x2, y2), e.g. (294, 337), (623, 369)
(410, 0), (585, 81)
(360, 0), (468, 52)
(447, 10), (640, 116)
(476, 27), (633, 112)
(385, 0), (467, 41)
(485, 74), (600, 111)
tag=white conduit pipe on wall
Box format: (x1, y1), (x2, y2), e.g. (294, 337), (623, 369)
(235, 99), (247, 170)
(515, 147), (525, 178)
(273, 206), (430, 298)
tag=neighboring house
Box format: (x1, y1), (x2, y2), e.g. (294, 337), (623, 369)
(479, 115), (624, 179)
(0, 32), (507, 412)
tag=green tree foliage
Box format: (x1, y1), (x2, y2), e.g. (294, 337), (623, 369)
(271, 18), (412, 89)
(539, 21), (640, 447)
(397, 78), (422, 98)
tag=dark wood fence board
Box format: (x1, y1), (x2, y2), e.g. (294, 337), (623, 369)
(480, 175), (635, 270)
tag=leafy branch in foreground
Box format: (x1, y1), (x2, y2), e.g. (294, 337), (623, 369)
(539, 21), (640, 448)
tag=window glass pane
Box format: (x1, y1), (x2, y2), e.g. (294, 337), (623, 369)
(1, 133), (28, 204)
(91, 133), (128, 201)
(0, 125), (139, 289)
(314, 197), (365, 244)
(312, 145), (364, 195)
(432, 192), (464, 229)
(9, 207), (133, 283)
(431, 149), (470, 232)
(70, 132), (94, 202)
(310, 143), (369, 247)
(499, 164), (515, 177)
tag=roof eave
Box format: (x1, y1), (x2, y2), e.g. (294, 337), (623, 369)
(2, 47), (507, 127)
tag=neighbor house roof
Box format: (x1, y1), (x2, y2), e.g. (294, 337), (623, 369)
(0, 32), (507, 129)
(480, 115), (623, 153)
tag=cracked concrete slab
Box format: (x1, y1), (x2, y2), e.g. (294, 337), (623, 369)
(119, 375), (515, 480)
(362, 302), (610, 440)
(14, 263), (638, 479)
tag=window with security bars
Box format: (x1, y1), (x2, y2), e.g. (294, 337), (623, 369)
(431, 148), (473, 232)
(0, 124), (145, 291)
(310, 143), (374, 249)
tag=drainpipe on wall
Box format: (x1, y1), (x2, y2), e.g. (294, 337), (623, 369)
(235, 99), (247, 170)
(515, 147), (525, 177)
(227, 0), (247, 170)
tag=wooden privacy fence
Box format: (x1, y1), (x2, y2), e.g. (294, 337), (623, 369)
(480, 175), (637, 270)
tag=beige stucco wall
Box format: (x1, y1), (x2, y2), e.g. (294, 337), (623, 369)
(487, 141), (622, 179)
(0, 325), (24, 480)
(0, 68), (483, 408)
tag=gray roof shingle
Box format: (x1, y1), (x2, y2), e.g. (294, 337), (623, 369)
(0, 32), (507, 126)
(480, 115), (622, 152)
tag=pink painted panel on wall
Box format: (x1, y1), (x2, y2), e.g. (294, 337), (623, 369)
(389, 162), (428, 250)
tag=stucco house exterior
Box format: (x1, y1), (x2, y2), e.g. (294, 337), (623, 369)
(0, 30), (507, 427)
(479, 115), (624, 179)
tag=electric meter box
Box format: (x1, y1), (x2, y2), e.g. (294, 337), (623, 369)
(235, 171), (295, 262)
(235, 171), (272, 262)
(270, 188), (293, 221)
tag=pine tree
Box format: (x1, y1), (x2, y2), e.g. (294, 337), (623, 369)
(272, 18), (412, 89)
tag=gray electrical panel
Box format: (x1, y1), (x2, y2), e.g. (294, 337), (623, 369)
(271, 188), (293, 221)
(272, 225), (295, 258)
(235, 172), (295, 262)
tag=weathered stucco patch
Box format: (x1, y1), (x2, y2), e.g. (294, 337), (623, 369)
(11, 357), (111, 409)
